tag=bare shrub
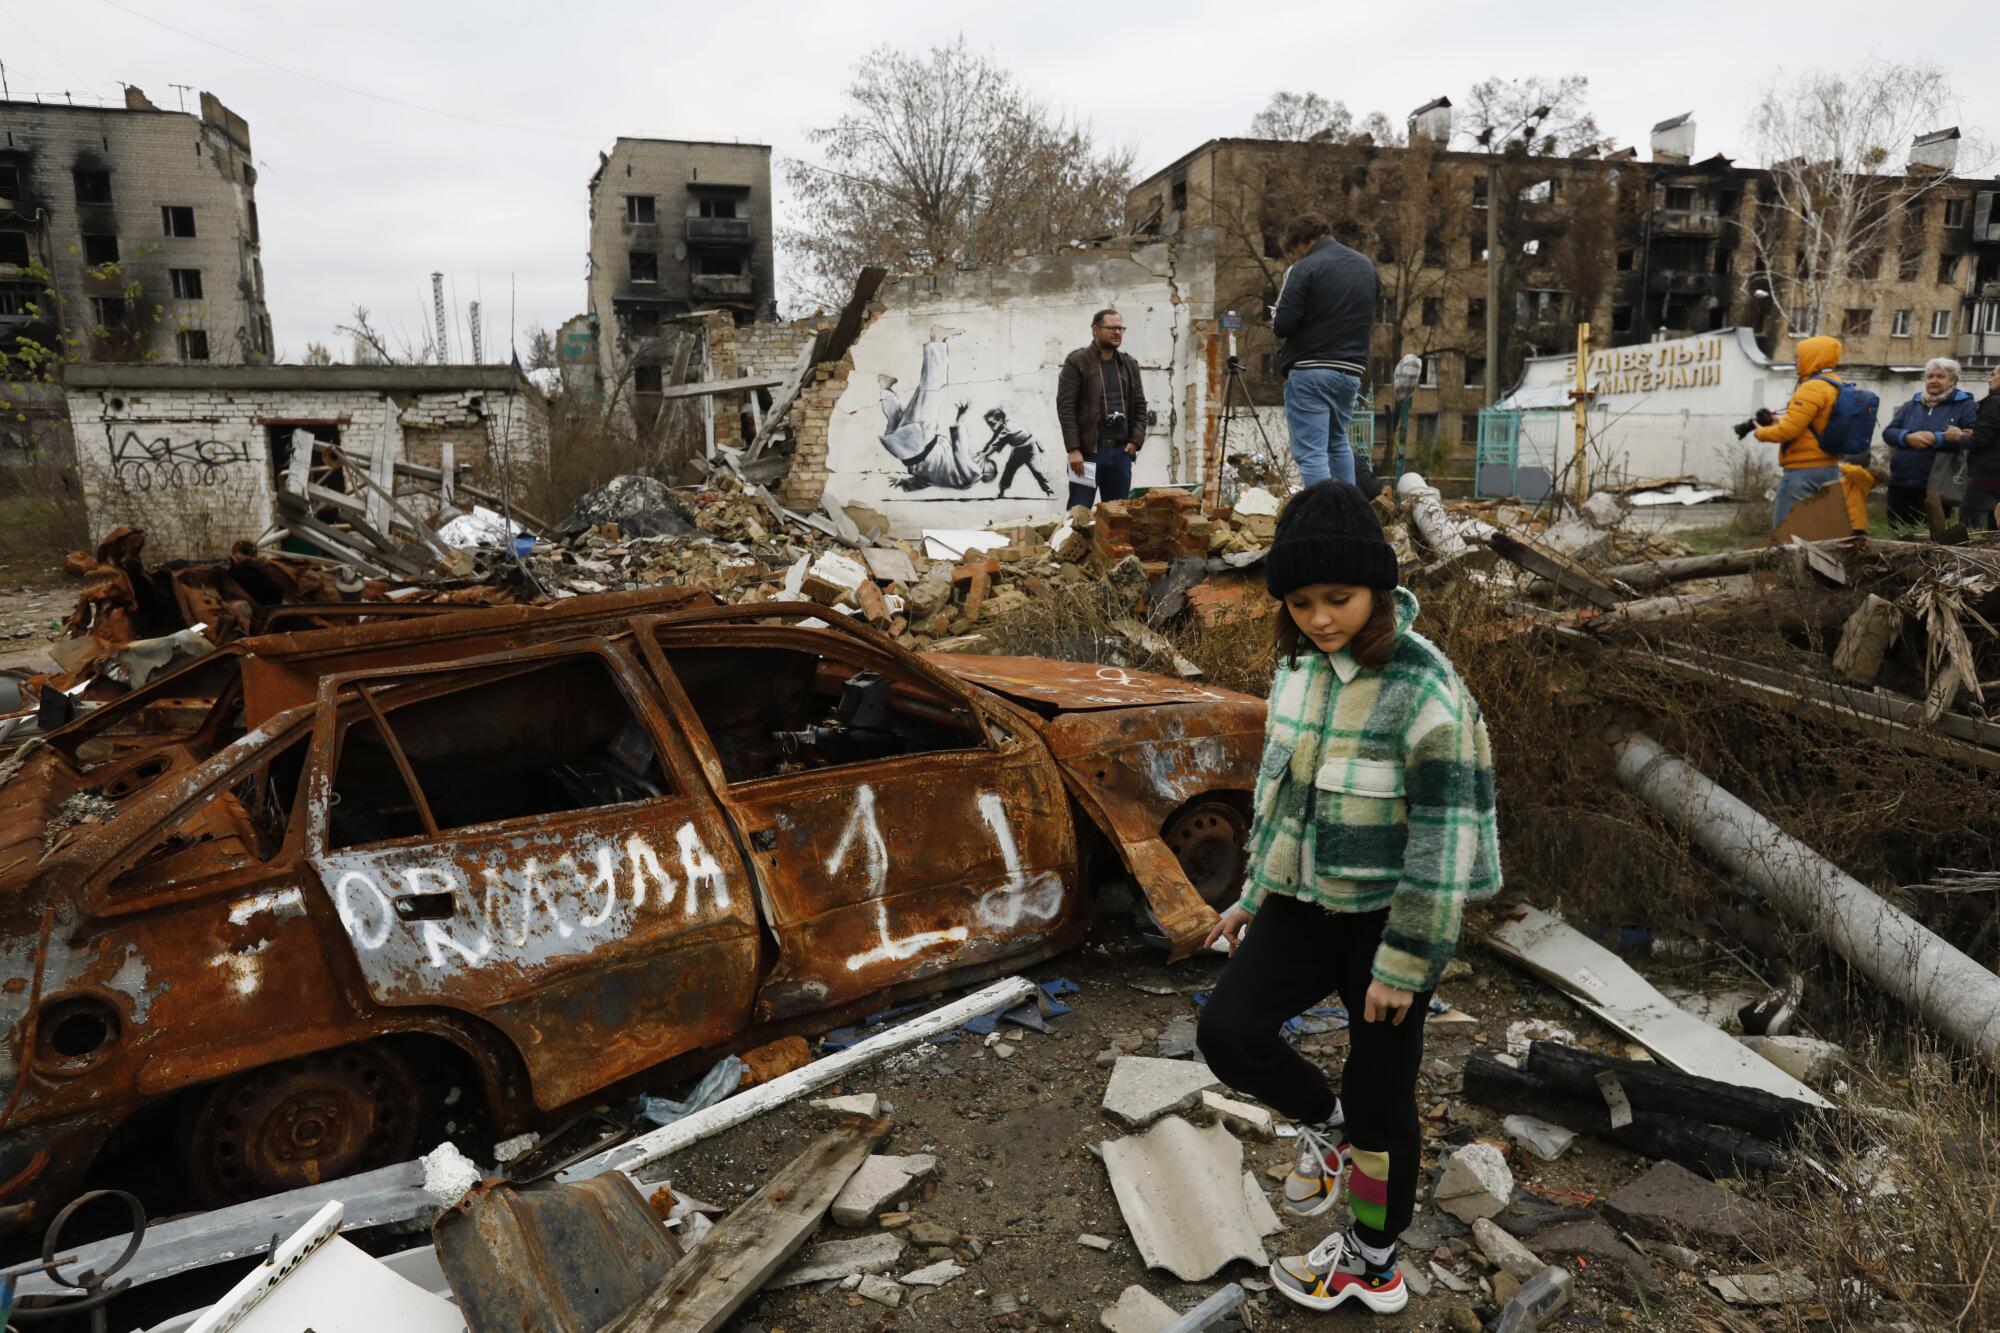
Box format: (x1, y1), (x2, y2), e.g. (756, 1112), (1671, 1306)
(513, 405), (654, 528)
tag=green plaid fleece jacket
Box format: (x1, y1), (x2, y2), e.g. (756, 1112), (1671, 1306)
(1238, 587), (1501, 992)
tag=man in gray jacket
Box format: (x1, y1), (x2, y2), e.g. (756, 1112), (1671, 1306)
(1272, 214), (1377, 487)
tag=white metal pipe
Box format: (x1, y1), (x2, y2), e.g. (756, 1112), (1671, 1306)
(1614, 731), (2000, 1071)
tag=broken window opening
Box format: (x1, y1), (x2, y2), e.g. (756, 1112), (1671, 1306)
(327, 654), (671, 851)
(0, 281), (40, 320)
(698, 252), (743, 277)
(105, 728), (312, 905)
(697, 197), (738, 220)
(161, 205), (197, 238)
(82, 233), (119, 267)
(1458, 412), (1479, 443)
(0, 230), (29, 267)
(74, 168), (112, 206)
(176, 329), (210, 361)
(659, 641), (984, 785)
(89, 295), (130, 329)
(1463, 355), (1486, 389)
(1938, 253), (1959, 284)
(1663, 186), (1695, 212)
(633, 363), (664, 394)
(1421, 297), (1442, 327)
(0, 164), (18, 198)
(1841, 308), (1873, 337)
(626, 195), (657, 225)
(1944, 197), (1967, 229)
(625, 307), (661, 339)
(629, 251), (658, 285)
(171, 268), (204, 299)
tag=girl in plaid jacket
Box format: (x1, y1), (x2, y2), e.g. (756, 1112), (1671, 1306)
(1196, 481), (1500, 1316)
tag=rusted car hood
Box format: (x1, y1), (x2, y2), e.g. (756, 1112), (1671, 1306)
(929, 655), (1247, 712)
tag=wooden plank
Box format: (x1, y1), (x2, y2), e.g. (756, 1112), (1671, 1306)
(649, 374), (783, 403)
(283, 428), (314, 498)
(365, 415), (396, 537)
(328, 446), (464, 570)
(1579, 586), (1770, 632)
(742, 341), (818, 463)
(563, 978), (1035, 1181)
(1524, 1040), (1809, 1143)
(1488, 530), (1628, 609)
(603, 1116), (891, 1333)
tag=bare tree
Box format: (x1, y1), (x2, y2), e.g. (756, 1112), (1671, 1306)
(522, 325), (560, 372)
(301, 341), (334, 366)
(783, 38), (1136, 309)
(1747, 62), (1977, 339)
(1249, 92), (1353, 143)
(335, 306), (421, 365)
(1458, 75), (1613, 158)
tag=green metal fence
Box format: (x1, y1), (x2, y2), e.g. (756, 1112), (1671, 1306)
(1475, 408), (1560, 500)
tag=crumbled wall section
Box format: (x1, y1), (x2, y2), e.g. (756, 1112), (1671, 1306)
(65, 369), (550, 559)
(776, 354), (856, 510)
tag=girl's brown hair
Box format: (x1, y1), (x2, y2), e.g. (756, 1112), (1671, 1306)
(1272, 587), (1399, 671)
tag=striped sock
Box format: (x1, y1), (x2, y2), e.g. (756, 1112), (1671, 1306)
(1347, 1145), (1391, 1235)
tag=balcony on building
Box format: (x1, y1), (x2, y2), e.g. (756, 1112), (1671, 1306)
(1652, 208), (1720, 236)
(690, 273), (754, 300)
(685, 216), (753, 246)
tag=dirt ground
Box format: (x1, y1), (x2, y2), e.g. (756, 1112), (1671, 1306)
(0, 560), (71, 674)
(665, 909), (1755, 1332)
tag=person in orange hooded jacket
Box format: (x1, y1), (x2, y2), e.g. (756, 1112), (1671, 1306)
(1753, 335), (1846, 527)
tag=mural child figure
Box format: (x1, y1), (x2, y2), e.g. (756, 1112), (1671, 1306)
(877, 326), (985, 491)
(976, 408), (1056, 499)
(1195, 482), (1501, 1318)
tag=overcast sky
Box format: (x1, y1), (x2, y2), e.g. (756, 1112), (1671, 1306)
(13, 1), (1996, 363)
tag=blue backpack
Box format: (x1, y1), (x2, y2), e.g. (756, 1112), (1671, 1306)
(1809, 372), (1879, 457)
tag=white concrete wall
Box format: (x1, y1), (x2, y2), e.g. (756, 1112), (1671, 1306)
(821, 235), (1213, 536)
(1509, 327), (1926, 487)
(67, 384), (547, 559)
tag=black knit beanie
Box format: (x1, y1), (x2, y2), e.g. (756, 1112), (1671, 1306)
(1264, 481), (1399, 597)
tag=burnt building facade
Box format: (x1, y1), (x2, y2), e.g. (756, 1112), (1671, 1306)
(0, 86), (271, 374)
(585, 138), (775, 425)
(1128, 114), (2000, 478)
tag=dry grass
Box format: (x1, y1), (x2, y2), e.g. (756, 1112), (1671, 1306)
(1750, 1046), (2000, 1330)
(0, 461), (89, 566)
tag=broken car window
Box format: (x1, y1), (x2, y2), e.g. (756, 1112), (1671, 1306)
(326, 654), (671, 850)
(660, 641), (983, 784)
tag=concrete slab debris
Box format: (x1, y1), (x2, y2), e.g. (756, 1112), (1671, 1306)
(418, 1141), (481, 1205)
(1604, 1160), (1770, 1246)
(1503, 1114), (1578, 1161)
(1534, 1220), (1667, 1298)
(1100, 1116), (1270, 1280)
(1240, 1172), (1282, 1238)
(1100, 1283), (1180, 1333)
(1429, 1260), (1476, 1293)
(855, 1273), (904, 1307)
(830, 1153), (938, 1227)
(1079, 1233), (1114, 1251)
(1707, 1273), (1819, 1305)
(769, 1233), (906, 1289)
(811, 1093), (882, 1117)
(1473, 1217), (1545, 1282)
(1201, 1091), (1274, 1139)
(1737, 1035), (1843, 1084)
(902, 1259), (965, 1287)
(1435, 1142), (1515, 1223)
(1102, 1056), (1220, 1129)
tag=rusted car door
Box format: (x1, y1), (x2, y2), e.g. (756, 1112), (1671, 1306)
(300, 638), (761, 1109)
(640, 619), (1080, 1022)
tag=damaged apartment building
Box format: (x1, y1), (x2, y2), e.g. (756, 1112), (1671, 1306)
(1128, 103), (2000, 477)
(584, 138), (778, 434)
(0, 85), (272, 471)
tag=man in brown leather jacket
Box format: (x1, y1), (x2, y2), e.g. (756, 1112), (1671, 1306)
(1056, 308), (1148, 508)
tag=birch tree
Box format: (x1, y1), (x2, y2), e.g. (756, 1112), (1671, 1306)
(1747, 63), (1972, 338)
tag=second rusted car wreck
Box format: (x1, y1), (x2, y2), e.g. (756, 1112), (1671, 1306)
(0, 589), (1259, 1225)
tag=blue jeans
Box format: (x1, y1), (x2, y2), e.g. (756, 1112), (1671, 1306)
(1068, 445), (1133, 509)
(1772, 466), (1840, 527)
(1284, 368), (1360, 487)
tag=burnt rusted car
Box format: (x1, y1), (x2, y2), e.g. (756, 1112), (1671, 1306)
(0, 590), (1259, 1222)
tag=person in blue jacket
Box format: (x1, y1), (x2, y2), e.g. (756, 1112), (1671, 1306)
(1882, 358), (1980, 526)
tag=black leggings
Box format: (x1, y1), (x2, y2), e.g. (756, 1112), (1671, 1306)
(1196, 894), (1432, 1243)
